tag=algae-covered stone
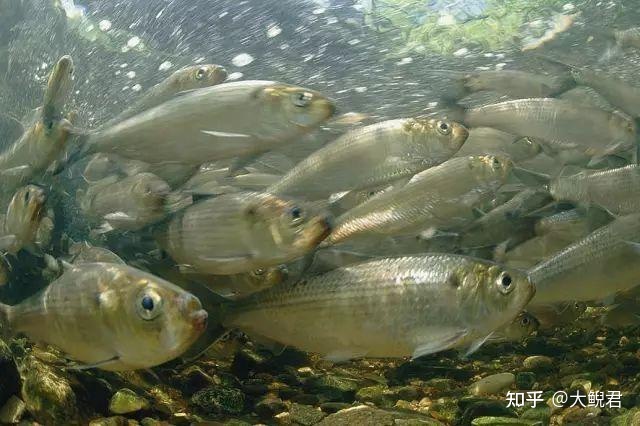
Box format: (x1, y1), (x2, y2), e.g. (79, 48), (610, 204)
(458, 398), (517, 425)
(304, 374), (359, 402)
(469, 373), (515, 396)
(20, 354), (79, 424)
(109, 388), (150, 414)
(89, 416), (139, 426)
(290, 403), (326, 425)
(471, 417), (542, 425)
(611, 407), (640, 425)
(317, 405), (394, 426)
(521, 406), (551, 425)
(515, 372), (536, 390)
(355, 384), (392, 406)
(0, 395), (25, 424)
(190, 385), (245, 415)
(319, 402), (351, 414)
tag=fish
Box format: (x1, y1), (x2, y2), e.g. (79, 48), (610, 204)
(0, 262), (208, 371)
(0, 55), (74, 193)
(325, 155), (512, 245)
(454, 70), (573, 99)
(464, 98), (636, 160)
(527, 302), (587, 329)
(459, 188), (552, 250)
(454, 127), (542, 163)
(614, 27), (640, 49)
(559, 86), (615, 112)
(547, 165), (640, 215)
(77, 80), (335, 165)
(77, 173), (177, 231)
(569, 67), (640, 118)
(528, 213), (640, 305)
(0, 185), (47, 255)
(184, 265), (289, 300)
(155, 191), (332, 275)
(267, 118), (469, 199)
(600, 301), (640, 328)
(100, 64), (228, 128)
(488, 311), (540, 343)
(223, 254), (535, 360)
(68, 241), (125, 264)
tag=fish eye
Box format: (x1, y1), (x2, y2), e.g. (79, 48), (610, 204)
(253, 268), (265, 276)
(436, 120), (451, 135)
(521, 316), (530, 326)
(195, 67), (207, 80)
(291, 91), (314, 108)
(136, 289), (163, 320)
(492, 157), (501, 168)
(289, 206), (305, 225)
(497, 271), (514, 294)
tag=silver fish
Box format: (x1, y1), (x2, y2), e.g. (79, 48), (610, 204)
(225, 254), (535, 360)
(81, 80), (335, 165)
(326, 155), (512, 245)
(458, 70), (573, 99)
(78, 173), (174, 231)
(267, 118), (469, 199)
(0, 262), (208, 371)
(0, 185), (47, 255)
(100, 64), (228, 128)
(455, 127), (541, 163)
(529, 213), (640, 304)
(464, 98), (636, 159)
(570, 68), (640, 118)
(156, 191), (332, 275)
(488, 311), (540, 343)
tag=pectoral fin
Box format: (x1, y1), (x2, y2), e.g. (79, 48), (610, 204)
(65, 355), (120, 371)
(461, 332), (494, 359)
(411, 330), (468, 360)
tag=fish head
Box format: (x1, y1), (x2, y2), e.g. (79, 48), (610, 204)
(406, 118), (469, 155)
(462, 72), (487, 93)
(608, 110), (637, 145)
(460, 262), (535, 333)
(258, 84), (336, 130)
(513, 311), (540, 337)
(83, 154), (122, 182)
(114, 272), (208, 367)
(129, 173), (171, 205)
(470, 154), (513, 183)
(5, 184), (47, 236)
(248, 264), (288, 289)
(174, 64), (228, 91)
(42, 55), (74, 122)
(249, 194), (333, 258)
(514, 137), (543, 159)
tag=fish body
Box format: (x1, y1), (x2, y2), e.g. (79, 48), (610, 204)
(225, 254), (535, 360)
(550, 165), (640, 215)
(529, 213), (640, 304)
(527, 302), (586, 329)
(571, 68), (640, 118)
(84, 80), (335, 165)
(0, 262), (207, 371)
(488, 311), (540, 343)
(100, 64), (227, 128)
(0, 185), (47, 254)
(460, 70), (573, 99)
(326, 155), (512, 245)
(614, 27), (640, 49)
(156, 191), (332, 275)
(267, 118), (468, 199)
(455, 127), (541, 163)
(464, 99), (636, 158)
(78, 173), (172, 230)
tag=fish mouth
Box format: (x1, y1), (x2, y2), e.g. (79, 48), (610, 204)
(190, 309), (208, 333)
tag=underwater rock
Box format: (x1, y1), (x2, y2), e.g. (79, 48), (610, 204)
(109, 388), (150, 414)
(457, 398), (517, 425)
(611, 407), (640, 425)
(319, 402), (351, 414)
(470, 417), (542, 425)
(515, 372), (536, 390)
(190, 385), (245, 415)
(289, 402), (326, 425)
(20, 354), (79, 424)
(468, 373), (515, 396)
(317, 405), (395, 426)
(173, 365), (214, 395)
(254, 395), (287, 419)
(522, 356), (554, 372)
(0, 339), (20, 407)
(88, 416), (139, 426)
(0, 395), (26, 424)
(303, 374), (359, 402)
(520, 406), (551, 424)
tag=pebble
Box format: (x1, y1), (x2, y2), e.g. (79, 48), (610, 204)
(255, 396), (287, 419)
(523, 356), (554, 371)
(469, 373), (515, 395)
(515, 372), (536, 390)
(289, 403), (327, 425)
(231, 53), (254, 67)
(318, 405), (394, 426)
(0, 395), (26, 424)
(471, 417), (541, 425)
(109, 389), (150, 414)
